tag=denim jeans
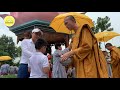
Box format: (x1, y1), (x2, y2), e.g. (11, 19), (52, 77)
(17, 64), (30, 78)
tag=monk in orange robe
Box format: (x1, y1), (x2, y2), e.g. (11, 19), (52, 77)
(61, 15), (109, 78)
(105, 43), (120, 78)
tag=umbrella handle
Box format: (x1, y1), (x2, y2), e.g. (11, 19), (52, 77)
(103, 37), (106, 51)
(70, 31), (72, 35)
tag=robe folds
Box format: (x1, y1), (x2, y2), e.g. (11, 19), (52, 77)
(71, 24), (109, 78)
(110, 47), (120, 78)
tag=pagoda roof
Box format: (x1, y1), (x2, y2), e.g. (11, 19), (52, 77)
(10, 20), (56, 35)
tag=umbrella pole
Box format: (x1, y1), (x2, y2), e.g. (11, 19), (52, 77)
(104, 42), (106, 51)
(70, 30), (72, 35)
(103, 37), (106, 51)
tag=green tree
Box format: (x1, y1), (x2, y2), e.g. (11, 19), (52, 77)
(0, 34), (21, 65)
(15, 46), (21, 57)
(93, 16), (114, 48)
(93, 16), (113, 34)
(118, 46), (120, 49)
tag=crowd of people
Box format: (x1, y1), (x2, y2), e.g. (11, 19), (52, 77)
(0, 63), (18, 75)
(15, 15), (120, 78)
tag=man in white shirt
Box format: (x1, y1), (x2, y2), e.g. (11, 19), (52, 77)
(28, 38), (50, 78)
(17, 28), (43, 78)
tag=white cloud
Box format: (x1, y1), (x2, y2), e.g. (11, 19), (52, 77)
(0, 12), (10, 14)
(0, 16), (17, 46)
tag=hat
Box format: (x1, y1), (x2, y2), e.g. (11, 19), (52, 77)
(32, 28), (41, 33)
(32, 28), (43, 35)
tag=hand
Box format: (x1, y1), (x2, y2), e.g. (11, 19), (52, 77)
(61, 52), (71, 62)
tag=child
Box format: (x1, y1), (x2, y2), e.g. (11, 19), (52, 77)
(28, 38), (50, 78)
(52, 43), (71, 78)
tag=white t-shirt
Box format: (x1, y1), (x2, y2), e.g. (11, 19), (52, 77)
(28, 52), (49, 78)
(20, 39), (36, 64)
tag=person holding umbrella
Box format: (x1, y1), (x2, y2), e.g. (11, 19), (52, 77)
(60, 15), (109, 78)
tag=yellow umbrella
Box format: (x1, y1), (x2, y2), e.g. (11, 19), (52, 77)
(95, 31), (120, 42)
(0, 56), (12, 61)
(50, 12), (94, 34)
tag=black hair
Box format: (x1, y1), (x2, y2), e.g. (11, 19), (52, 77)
(55, 43), (61, 49)
(35, 38), (48, 50)
(65, 15), (76, 23)
(105, 43), (113, 47)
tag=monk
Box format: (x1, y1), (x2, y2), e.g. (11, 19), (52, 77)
(61, 15), (109, 78)
(105, 43), (120, 78)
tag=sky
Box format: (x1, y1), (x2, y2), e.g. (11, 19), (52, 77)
(86, 12), (120, 50)
(0, 12), (120, 53)
(0, 12), (17, 46)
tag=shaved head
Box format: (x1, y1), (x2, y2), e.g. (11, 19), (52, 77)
(64, 15), (77, 30)
(65, 15), (76, 23)
(105, 43), (113, 50)
(105, 43), (112, 48)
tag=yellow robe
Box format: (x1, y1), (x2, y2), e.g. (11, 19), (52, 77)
(71, 24), (109, 78)
(110, 47), (120, 78)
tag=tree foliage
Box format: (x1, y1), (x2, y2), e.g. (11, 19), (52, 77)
(0, 34), (21, 65)
(93, 16), (114, 48)
(93, 16), (113, 34)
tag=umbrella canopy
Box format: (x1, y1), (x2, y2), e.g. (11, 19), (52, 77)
(0, 56), (12, 61)
(50, 12), (94, 34)
(95, 31), (120, 42)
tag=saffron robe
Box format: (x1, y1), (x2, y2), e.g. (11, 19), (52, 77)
(71, 24), (109, 78)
